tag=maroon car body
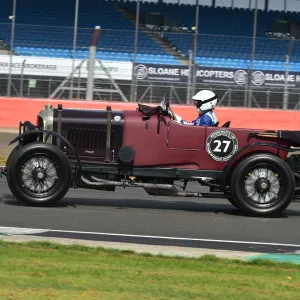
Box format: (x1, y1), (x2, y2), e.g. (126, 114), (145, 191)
(122, 109), (291, 169)
(2, 102), (300, 218)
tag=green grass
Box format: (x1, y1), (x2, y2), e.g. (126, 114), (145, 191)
(0, 241), (300, 299)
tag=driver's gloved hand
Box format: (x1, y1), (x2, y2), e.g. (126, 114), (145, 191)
(174, 113), (182, 122)
(170, 112), (182, 123)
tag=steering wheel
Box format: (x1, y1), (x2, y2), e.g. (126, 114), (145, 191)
(161, 96), (178, 122)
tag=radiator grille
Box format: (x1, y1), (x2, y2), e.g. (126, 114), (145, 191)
(67, 127), (115, 150)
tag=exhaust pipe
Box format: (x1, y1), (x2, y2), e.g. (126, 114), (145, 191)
(81, 175), (179, 196)
(80, 175), (226, 198)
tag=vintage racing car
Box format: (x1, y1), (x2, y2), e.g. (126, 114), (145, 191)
(1, 99), (300, 217)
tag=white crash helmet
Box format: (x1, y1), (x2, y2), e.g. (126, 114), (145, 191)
(192, 90), (218, 113)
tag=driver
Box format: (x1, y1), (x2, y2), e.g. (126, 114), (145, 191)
(173, 90), (218, 126)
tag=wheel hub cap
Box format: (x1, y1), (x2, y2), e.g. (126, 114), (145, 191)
(254, 178), (271, 193)
(261, 183), (267, 189)
(37, 172), (44, 179)
(20, 156), (58, 193)
(245, 168), (280, 204)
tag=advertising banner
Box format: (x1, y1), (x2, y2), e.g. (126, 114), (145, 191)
(134, 63), (300, 88)
(0, 55), (133, 81)
(1, 55), (299, 88)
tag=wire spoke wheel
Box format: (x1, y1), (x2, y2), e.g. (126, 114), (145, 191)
(6, 142), (72, 206)
(231, 154), (295, 217)
(243, 165), (283, 208)
(20, 154), (61, 197)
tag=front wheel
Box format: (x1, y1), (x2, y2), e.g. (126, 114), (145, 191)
(230, 153), (295, 217)
(6, 142), (72, 206)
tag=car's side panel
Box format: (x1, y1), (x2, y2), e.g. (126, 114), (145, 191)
(204, 126), (291, 166)
(123, 110), (201, 168)
(123, 110), (291, 170)
(205, 126), (292, 157)
(167, 120), (206, 151)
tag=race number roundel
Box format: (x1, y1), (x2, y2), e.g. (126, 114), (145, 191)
(206, 130), (238, 162)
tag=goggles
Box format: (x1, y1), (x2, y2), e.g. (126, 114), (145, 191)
(193, 94), (218, 108)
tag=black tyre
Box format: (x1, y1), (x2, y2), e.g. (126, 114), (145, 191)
(6, 145), (20, 168)
(6, 142), (72, 206)
(226, 195), (240, 209)
(230, 153), (295, 217)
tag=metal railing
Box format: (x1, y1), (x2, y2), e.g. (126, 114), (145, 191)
(2, 73), (300, 110)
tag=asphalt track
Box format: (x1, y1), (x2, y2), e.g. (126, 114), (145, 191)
(1, 176), (300, 255)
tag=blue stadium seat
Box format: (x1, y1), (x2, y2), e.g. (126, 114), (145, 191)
(1, 0), (300, 70)
(123, 2), (300, 70)
(0, 0), (180, 65)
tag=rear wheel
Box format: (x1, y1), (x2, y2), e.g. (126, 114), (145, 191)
(230, 153), (295, 217)
(6, 142), (72, 206)
(223, 189), (239, 208)
(226, 195), (239, 209)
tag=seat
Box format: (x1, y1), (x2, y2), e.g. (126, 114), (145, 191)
(222, 121), (231, 127)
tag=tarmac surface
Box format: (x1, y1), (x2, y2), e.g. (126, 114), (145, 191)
(1, 177), (300, 255)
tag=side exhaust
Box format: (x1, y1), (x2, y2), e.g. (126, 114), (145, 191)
(80, 175), (225, 198)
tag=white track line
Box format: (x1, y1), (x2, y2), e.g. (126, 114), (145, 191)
(1, 226), (300, 248)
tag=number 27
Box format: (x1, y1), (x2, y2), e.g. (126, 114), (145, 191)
(213, 140), (231, 152)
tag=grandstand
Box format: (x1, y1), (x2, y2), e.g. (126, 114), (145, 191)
(0, 0), (179, 64)
(124, 2), (300, 71)
(0, 0), (299, 71)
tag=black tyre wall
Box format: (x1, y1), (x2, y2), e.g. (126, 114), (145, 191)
(230, 153), (295, 217)
(6, 142), (72, 206)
